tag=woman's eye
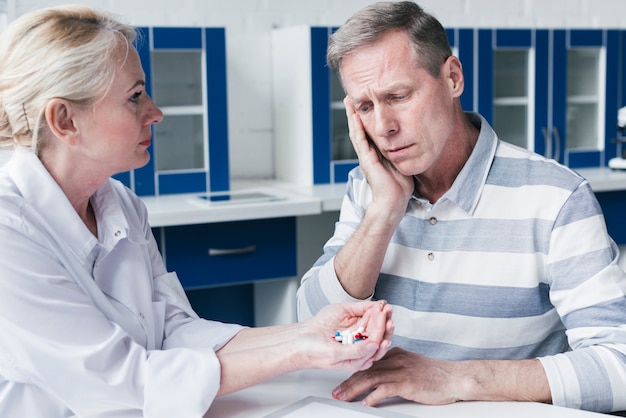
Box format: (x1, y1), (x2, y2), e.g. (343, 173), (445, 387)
(130, 91), (142, 103)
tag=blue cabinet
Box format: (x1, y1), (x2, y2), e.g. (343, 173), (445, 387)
(152, 217), (297, 326)
(595, 191), (626, 246)
(477, 29), (535, 151)
(550, 29), (620, 168)
(114, 27), (230, 196)
(475, 28), (620, 168)
(273, 25), (625, 185)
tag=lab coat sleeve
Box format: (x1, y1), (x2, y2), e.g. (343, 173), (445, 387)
(154, 270), (244, 351)
(0, 223), (233, 418)
(136, 189), (245, 352)
(538, 182), (626, 413)
(297, 169), (372, 320)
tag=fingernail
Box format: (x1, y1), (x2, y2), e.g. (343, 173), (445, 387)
(332, 387), (344, 400)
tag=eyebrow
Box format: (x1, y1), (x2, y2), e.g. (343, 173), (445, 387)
(127, 80), (145, 93)
(350, 82), (412, 105)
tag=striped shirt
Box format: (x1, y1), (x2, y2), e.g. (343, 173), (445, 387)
(296, 112), (626, 413)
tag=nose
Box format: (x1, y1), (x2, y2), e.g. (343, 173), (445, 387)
(373, 105), (398, 137)
(146, 97), (164, 125)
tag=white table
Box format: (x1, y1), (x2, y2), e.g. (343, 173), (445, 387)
(205, 369), (607, 418)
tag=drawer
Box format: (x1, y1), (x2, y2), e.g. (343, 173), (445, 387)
(162, 217), (297, 288)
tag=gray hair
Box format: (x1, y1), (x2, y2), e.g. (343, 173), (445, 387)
(0, 5), (138, 153)
(327, 1), (451, 78)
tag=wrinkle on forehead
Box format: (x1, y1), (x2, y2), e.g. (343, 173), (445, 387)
(341, 32), (420, 104)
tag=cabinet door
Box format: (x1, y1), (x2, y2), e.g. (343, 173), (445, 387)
(312, 27), (358, 185)
(478, 29), (535, 151)
(446, 28), (476, 113)
(114, 27), (229, 196)
(551, 29), (619, 168)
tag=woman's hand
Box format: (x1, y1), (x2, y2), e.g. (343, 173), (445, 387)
(298, 300), (394, 372)
(215, 301), (393, 397)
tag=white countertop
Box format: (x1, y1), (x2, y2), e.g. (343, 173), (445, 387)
(141, 167), (626, 227)
(141, 183), (321, 227)
(205, 369), (606, 418)
(576, 167), (626, 192)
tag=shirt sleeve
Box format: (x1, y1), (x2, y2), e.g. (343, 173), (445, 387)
(297, 169), (371, 320)
(538, 181), (626, 412)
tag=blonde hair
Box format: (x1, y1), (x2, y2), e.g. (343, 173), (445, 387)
(0, 4), (138, 153)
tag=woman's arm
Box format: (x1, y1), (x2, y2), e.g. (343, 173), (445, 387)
(216, 300), (393, 396)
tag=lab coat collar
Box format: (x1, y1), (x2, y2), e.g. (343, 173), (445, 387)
(5, 148), (142, 259)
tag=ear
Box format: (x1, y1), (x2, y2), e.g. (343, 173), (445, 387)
(44, 98), (79, 145)
(443, 56), (464, 99)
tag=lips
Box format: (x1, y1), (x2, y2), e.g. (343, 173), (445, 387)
(386, 144), (412, 155)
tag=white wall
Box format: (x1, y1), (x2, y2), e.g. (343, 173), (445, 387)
(5, 0), (626, 179)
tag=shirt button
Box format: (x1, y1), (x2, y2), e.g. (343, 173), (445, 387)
(429, 217), (437, 225)
(139, 312), (145, 319)
(427, 252), (435, 261)
(114, 230), (121, 237)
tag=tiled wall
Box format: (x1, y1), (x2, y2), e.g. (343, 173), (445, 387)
(7, 0), (626, 179)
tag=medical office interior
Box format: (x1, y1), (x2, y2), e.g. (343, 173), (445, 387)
(2, 0), (626, 328)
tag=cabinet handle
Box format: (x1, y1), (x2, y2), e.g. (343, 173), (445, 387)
(542, 127), (552, 159)
(553, 126), (561, 163)
(208, 245), (257, 256)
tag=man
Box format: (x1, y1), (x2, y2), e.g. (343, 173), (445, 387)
(296, 1), (626, 413)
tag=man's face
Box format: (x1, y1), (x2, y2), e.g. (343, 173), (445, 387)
(341, 29), (462, 178)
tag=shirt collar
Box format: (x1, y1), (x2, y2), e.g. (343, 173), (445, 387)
(435, 112), (498, 215)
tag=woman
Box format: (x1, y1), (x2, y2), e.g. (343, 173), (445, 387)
(0, 5), (393, 417)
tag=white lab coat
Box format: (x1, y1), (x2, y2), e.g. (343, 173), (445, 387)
(0, 149), (243, 417)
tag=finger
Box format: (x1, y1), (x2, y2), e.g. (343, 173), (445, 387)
(348, 300), (387, 321)
(361, 383), (400, 407)
(382, 317), (395, 345)
(360, 301), (388, 342)
(343, 98), (372, 160)
(343, 97), (358, 147)
(350, 113), (370, 158)
(332, 368), (382, 402)
(372, 336), (392, 362)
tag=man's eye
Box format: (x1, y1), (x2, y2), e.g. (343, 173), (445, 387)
(359, 104), (371, 113)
